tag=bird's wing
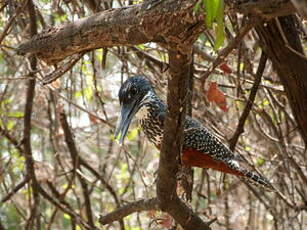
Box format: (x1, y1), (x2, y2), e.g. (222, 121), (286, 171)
(182, 118), (272, 190)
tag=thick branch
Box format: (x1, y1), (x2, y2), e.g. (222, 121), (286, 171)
(16, 0), (294, 65)
(157, 49), (210, 230)
(16, 0), (203, 64)
(256, 15), (307, 144)
(230, 0), (295, 19)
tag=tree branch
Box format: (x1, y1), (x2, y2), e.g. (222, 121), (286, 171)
(256, 15), (307, 144)
(16, 0), (203, 64)
(156, 48), (211, 230)
(0, 0), (28, 44)
(16, 0), (294, 65)
(59, 112), (96, 229)
(230, 0), (295, 19)
(99, 198), (159, 225)
(42, 52), (85, 85)
(23, 1), (40, 229)
(1, 177), (30, 203)
(229, 51), (268, 150)
(0, 126), (23, 153)
(36, 185), (95, 230)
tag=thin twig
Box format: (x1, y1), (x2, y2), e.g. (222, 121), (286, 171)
(0, 126), (24, 153)
(23, 1), (40, 229)
(59, 111), (96, 229)
(200, 17), (260, 85)
(229, 52), (268, 150)
(0, 0), (28, 44)
(37, 185), (96, 230)
(1, 177), (30, 203)
(79, 158), (122, 207)
(42, 52), (85, 85)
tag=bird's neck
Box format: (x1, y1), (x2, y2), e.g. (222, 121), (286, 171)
(135, 91), (165, 146)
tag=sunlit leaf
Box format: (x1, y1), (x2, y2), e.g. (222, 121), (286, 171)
(204, 0), (220, 28)
(0, 98), (12, 107)
(256, 157), (265, 166)
(74, 90), (82, 98)
(263, 99), (269, 106)
(245, 146), (252, 151)
(84, 87), (93, 101)
(127, 127), (139, 141)
(214, 0), (225, 50)
(136, 44), (145, 50)
(63, 213), (71, 220)
(7, 111), (24, 118)
(7, 120), (15, 130)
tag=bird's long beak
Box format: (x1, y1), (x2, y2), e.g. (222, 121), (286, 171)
(114, 103), (138, 144)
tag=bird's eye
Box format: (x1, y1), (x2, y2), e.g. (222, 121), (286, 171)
(130, 87), (137, 96)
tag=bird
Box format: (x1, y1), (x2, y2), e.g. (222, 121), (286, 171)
(114, 76), (272, 190)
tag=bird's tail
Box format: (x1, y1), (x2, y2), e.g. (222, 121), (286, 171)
(221, 158), (273, 191)
(239, 169), (273, 191)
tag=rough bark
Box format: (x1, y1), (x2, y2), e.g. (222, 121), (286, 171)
(256, 15), (307, 144)
(16, 0), (294, 65)
(16, 0), (203, 64)
(156, 48), (211, 230)
(232, 0), (295, 19)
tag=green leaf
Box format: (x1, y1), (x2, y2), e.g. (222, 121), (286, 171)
(74, 90), (82, 98)
(74, 87), (93, 100)
(13, 154), (25, 172)
(7, 120), (15, 130)
(0, 98), (12, 106)
(7, 111), (24, 118)
(204, 0), (220, 28)
(109, 133), (116, 141)
(127, 127), (139, 141)
(256, 157), (265, 166)
(214, 0), (225, 50)
(136, 44), (145, 50)
(244, 146), (252, 151)
(84, 87), (93, 101)
(263, 99), (269, 106)
(63, 213), (71, 220)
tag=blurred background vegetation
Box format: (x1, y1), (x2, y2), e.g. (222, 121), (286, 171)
(0, 0), (306, 230)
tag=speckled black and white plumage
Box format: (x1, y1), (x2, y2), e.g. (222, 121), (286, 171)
(117, 76), (272, 190)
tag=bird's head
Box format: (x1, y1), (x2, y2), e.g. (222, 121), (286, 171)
(115, 76), (154, 144)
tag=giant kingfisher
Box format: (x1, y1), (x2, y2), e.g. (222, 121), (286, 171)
(115, 76), (272, 190)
